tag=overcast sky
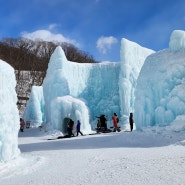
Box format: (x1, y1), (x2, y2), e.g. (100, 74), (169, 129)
(1, 0), (185, 62)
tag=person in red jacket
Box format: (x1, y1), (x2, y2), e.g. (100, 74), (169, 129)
(112, 113), (120, 132)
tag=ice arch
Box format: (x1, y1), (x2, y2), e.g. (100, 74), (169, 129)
(50, 95), (91, 134)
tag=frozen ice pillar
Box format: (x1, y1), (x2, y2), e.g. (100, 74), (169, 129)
(23, 86), (45, 126)
(119, 38), (154, 125)
(43, 46), (92, 133)
(0, 60), (20, 162)
(169, 30), (185, 52)
(43, 46), (69, 124)
(134, 30), (185, 129)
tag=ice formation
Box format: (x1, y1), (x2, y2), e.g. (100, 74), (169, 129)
(23, 29), (185, 131)
(23, 86), (45, 126)
(41, 46), (121, 132)
(169, 30), (185, 52)
(0, 60), (20, 162)
(24, 39), (152, 132)
(50, 95), (91, 134)
(119, 38), (154, 124)
(134, 30), (185, 129)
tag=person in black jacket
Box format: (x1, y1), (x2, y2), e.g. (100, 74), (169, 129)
(96, 115), (107, 131)
(129, 113), (134, 132)
(67, 119), (74, 137)
(76, 120), (83, 136)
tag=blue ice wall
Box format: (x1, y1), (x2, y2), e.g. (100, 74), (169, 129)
(25, 31), (185, 130)
(24, 38), (153, 130)
(134, 30), (185, 129)
(119, 38), (154, 125)
(43, 46), (120, 125)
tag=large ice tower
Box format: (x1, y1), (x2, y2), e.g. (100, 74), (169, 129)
(119, 38), (154, 125)
(134, 30), (185, 129)
(0, 60), (20, 162)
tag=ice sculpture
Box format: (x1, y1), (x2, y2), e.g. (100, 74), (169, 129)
(134, 30), (185, 129)
(0, 60), (20, 161)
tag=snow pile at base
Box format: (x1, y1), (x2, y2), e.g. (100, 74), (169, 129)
(0, 60), (20, 162)
(23, 86), (45, 126)
(119, 38), (154, 125)
(134, 30), (185, 129)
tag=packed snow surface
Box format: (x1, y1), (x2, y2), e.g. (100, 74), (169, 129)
(1, 123), (185, 185)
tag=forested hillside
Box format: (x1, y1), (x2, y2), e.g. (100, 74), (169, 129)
(0, 38), (97, 115)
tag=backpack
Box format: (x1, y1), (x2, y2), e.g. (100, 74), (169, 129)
(117, 117), (119, 123)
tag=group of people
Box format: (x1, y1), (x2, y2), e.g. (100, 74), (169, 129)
(97, 112), (134, 132)
(20, 113), (134, 135)
(96, 114), (107, 131)
(112, 112), (134, 132)
(67, 119), (83, 137)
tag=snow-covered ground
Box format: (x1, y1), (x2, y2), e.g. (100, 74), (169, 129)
(1, 122), (185, 185)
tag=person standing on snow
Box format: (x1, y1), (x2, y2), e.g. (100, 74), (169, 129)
(67, 119), (74, 137)
(76, 120), (83, 136)
(129, 113), (134, 132)
(20, 118), (25, 132)
(96, 115), (107, 131)
(112, 113), (120, 132)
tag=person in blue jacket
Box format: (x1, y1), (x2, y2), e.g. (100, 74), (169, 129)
(76, 120), (83, 136)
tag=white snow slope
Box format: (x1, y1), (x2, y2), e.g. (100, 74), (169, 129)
(0, 121), (185, 185)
